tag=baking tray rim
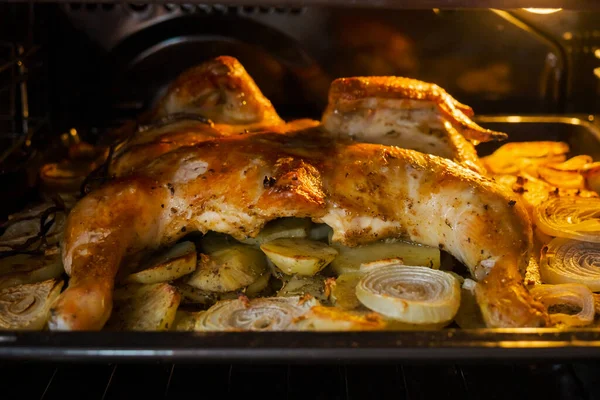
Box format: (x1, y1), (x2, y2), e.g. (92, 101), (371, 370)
(2, 113), (600, 362)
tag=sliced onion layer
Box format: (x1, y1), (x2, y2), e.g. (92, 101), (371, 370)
(540, 237), (600, 291)
(529, 283), (594, 327)
(355, 265), (460, 324)
(0, 278), (64, 330)
(196, 295), (319, 331)
(534, 197), (600, 243)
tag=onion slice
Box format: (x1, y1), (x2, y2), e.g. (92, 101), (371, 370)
(0, 278), (64, 330)
(540, 238), (600, 291)
(196, 295), (319, 331)
(529, 283), (594, 327)
(355, 265), (460, 324)
(534, 197), (600, 243)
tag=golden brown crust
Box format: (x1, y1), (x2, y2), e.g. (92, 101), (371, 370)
(327, 76), (506, 143)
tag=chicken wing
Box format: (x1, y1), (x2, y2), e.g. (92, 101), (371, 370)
(109, 56), (291, 176)
(49, 127), (547, 331)
(321, 76), (507, 174)
(152, 55), (284, 129)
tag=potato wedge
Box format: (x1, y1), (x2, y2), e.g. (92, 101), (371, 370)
(330, 239), (440, 275)
(174, 282), (219, 305)
(187, 244), (268, 292)
(294, 306), (387, 331)
(330, 273), (363, 310)
(0, 278), (64, 330)
(482, 141), (569, 175)
(174, 282), (240, 305)
(0, 251), (64, 289)
(260, 238), (338, 276)
(537, 165), (585, 189)
(172, 310), (206, 331)
(106, 283), (181, 331)
(125, 241), (197, 284)
(277, 274), (328, 302)
(241, 218), (312, 246)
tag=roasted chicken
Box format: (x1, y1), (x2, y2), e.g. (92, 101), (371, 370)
(50, 125), (546, 330)
(47, 56), (548, 331)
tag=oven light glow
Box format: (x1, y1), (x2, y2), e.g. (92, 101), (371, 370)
(522, 8), (562, 14)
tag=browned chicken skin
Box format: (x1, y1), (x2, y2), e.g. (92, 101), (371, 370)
(50, 126), (547, 330)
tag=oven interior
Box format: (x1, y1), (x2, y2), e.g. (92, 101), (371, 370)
(3, 2), (600, 397)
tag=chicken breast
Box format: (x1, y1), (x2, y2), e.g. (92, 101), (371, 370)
(49, 127), (547, 331)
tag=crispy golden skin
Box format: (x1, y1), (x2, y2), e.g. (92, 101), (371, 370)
(50, 127), (547, 330)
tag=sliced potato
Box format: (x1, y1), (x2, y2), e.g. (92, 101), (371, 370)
(242, 218), (312, 246)
(106, 283), (181, 331)
(187, 244), (268, 292)
(172, 310), (206, 331)
(174, 282), (238, 305)
(125, 241), (197, 284)
(174, 282), (219, 305)
(260, 238), (338, 276)
(0, 278), (64, 330)
(330, 273), (363, 310)
(330, 239), (440, 275)
(294, 306), (387, 331)
(277, 274), (328, 302)
(0, 251), (64, 289)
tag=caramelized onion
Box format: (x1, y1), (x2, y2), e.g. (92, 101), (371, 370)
(529, 283), (594, 327)
(196, 296), (318, 331)
(540, 238), (600, 291)
(534, 197), (600, 243)
(355, 265), (460, 324)
(0, 279), (63, 330)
